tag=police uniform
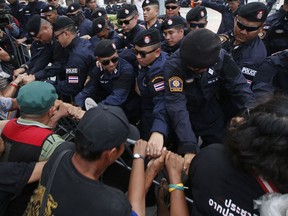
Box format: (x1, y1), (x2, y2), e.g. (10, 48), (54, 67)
(24, 15), (67, 81)
(158, 0), (186, 24)
(8, 0), (25, 24)
(141, 0), (162, 34)
(164, 29), (254, 154)
(20, 0), (47, 30)
(90, 16), (124, 50)
(52, 17), (95, 97)
(134, 29), (169, 140)
(117, 4), (145, 49)
(67, 3), (93, 36)
(91, 7), (114, 29)
(263, 5), (288, 55)
(161, 16), (185, 55)
(75, 40), (138, 121)
(222, 3), (269, 85)
(56, 5), (67, 15)
(252, 50), (288, 95)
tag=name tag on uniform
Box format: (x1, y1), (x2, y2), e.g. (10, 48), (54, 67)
(241, 67), (257, 77)
(66, 68), (79, 84)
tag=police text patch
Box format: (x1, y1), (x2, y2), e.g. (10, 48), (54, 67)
(168, 76), (183, 92)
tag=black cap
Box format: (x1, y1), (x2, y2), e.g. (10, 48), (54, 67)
(133, 28), (160, 47)
(67, 2), (81, 13)
(94, 39), (117, 57)
(142, 0), (159, 8)
(76, 105), (140, 152)
(53, 16), (74, 32)
(161, 16), (185, 31)
(26, 15), (41, 37)
(180, 29), (221, 68)
(237, 2), (268, 22)
(165, 0), (179, 5)
(42, 4), (56, 13)
(117, 4), (137, 19)
(92, 17), (107, 35)
(91, 7), (107, 19)
(186, 6), (207, 22)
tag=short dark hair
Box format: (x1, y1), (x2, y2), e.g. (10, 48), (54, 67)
(225, 95), (288, 190)
(74, 130), (122, 161)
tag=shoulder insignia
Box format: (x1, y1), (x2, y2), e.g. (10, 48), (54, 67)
(150, 76), (164, 92)
(168, 76), (183, 92)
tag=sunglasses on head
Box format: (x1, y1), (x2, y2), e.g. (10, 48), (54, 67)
(236, 19), (261, 32)
(100, 56), (119, 65)
(118, 15), (135, 26)
(189, 23), (206, 28)
(165, 5), (178, 10)
(132, 48), (157, 58)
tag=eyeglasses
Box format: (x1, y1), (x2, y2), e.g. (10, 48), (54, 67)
(236, 19), (261, 32)
(165, 5), (178, 10)
(48, 0), (57, 2)
(100, 56), (119, 65)
(118, 16), (135, 26)
(54, 31), (65, 40)
(132, 48), (157, 58)
(189, 23), (206, 28)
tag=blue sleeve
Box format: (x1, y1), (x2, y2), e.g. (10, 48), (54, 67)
(151, 91), (169, 138)
(221, 53), (255, 110)
(101, 64), (134, 106)
(164, 59), (200, 154)
(201, 0), (226, 13)
(57, 53), (93, 96)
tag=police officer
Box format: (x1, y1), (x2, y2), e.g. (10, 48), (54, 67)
(186, 6), (208, 31)
(252, 49), (288, 96)
(91, 7), (114, 29)
(74, 39), (139, 122)
(164, 29), (254, 170)
(133, 28), (169, 157)
(161, 16), (185, 55)
(13, 15), (67, 82)
(222, 2), (268, 85)
(52, 16), (95, 98)
(46, 0), (66, 15)
(66, 3), (92, 36)
(195, 0), (240, 34)
(90, 17), (124, 50)
(141, 0), (162, 32)
(158, 0), (186, 24)
(42, 5), (61, 24)
(83, 0), (98, 20)
(116, 4), (145, 49)
(262, 0), (288, 55)
(19, 0), (47, 33)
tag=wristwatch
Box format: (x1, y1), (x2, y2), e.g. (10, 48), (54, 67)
(133, 153), (145, 160)
(20, 64), (29, 70)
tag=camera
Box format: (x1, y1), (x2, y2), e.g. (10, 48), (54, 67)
(0, 9), (12, 27)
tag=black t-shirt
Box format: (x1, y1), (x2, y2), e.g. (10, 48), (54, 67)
(0, 162), (34, 215)
(189, 144), (265, 216)
(25, 142), (132, 216)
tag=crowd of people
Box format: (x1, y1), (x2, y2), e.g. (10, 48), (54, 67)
(0, 0), (287, 215)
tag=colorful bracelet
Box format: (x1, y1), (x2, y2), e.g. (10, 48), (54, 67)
(168, 183), (185, 192)
(10, 82), (19, 88)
